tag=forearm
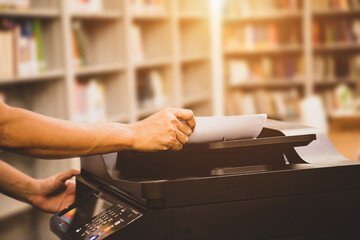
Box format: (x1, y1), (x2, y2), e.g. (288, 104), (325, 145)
(0, 103), (134, 158)
(0, 160), (36, 204)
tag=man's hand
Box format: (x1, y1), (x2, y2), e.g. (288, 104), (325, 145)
(130, 107), (196, 151)
(30, 169), (80, 213)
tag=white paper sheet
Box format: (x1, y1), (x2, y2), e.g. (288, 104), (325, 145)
(188, 114), (267, 144)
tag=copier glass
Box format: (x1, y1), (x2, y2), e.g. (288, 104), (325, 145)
(50, 120), (360, 240)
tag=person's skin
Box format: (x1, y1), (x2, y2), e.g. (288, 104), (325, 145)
(0, 160), (79, 213)
(0, 96), (196, 213)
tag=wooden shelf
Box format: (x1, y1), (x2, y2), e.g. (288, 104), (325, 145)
(178, 12), (207, 20)
(183, 92), (211, 106)
(0, 70), (64, 86)
(0, 9), (59, 18)
(0, 196), (32, 220)
(137, 105), (163, 118)
(224, 45), (303, 56)
(181, 54), (209, 63)
(132, 13), (170, 21)
(313, 43), (360, 52)
(107, 113), (129, 123)
(135, 58), (172, 69)
(0, 1), (215, 236)
(314, 77), (357, 87)
(75, 64), (125, 77)
(71, 11), (123, 20)
(228, 80), (304, 89)
(313, 9), (360, 17)
(223, 11), (302, 22)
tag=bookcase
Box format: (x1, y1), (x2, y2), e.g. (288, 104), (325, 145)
(1, 0), (358, 239)
(0, 1), (215, 238)
(222, 0), (360, 122)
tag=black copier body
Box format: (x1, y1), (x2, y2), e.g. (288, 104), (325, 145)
(50, 120), (360, 240)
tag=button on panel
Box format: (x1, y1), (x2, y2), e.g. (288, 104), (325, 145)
(88, 234), (98, 240)
(72, 200), (142, 240)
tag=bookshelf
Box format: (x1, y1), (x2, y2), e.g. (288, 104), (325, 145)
(176, 0), (213, 115)
(311, 0), (360, 120)
(0, 0), (359, 239)
(0, 2), (215, 237)
(222, 0), (305, 121)
(222, 0), (360, 121)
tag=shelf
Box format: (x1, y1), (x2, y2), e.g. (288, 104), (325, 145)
(181, 54), (209, 63)
(137, 105), (163, 118)
(329, 112), (360, 119)
(71, 11), (122, 20)
(0, 196), (32, 220)
(178, 12), (207, 20)
(75, 64), (125, 77)
(223, 11), (302, 22)
(313, 43), (360, 52)
(0, 70), (64, 86)
(313, 9), (360, 17)
(0, 9), (59, 18)
(132, 13), (170, 21)
(135, 58), (172, 69)
(224, 45), (303, 56)
(107, 113), (129, 123)
(314, 77), (357, 87)
(183, 92), (211, 106)
(228, 80), (304, 89)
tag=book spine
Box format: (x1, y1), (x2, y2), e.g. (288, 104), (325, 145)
(72, 21), (87, 67)
(32, 20), (46, 72)
(0, 31), (5, 78)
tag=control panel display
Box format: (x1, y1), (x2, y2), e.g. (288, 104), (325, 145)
(53, 193), (143, 239)
(60, 195), (112, 227)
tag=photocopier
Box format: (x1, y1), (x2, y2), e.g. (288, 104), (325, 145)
(50, 120), (360, 240)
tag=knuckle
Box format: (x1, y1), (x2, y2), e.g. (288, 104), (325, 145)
(167, 127), (176, 134)
(185, 127), (192, 135)
(177, 144), (183, 150)
(165, 107), (175, 113)
(167, 136), (176, 144)
(170, 117), (178, 124)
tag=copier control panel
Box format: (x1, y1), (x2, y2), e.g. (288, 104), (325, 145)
(51, 192), (142, 240)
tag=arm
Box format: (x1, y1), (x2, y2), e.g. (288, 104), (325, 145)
(0, 99), (196, 158)
(0, 160), (80, 213)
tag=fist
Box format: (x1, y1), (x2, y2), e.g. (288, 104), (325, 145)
(130, 107), (196, 152)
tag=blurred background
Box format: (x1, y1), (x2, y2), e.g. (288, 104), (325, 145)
(0, 0), (359, 239)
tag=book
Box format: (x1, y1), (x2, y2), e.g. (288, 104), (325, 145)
(74, 79), (107, 122)
(224, 0), (299, 17)
(130, 0), (166, 14)
(227, 91), (257, 115)
(86, 79), (106, 122)
(0, 30), (7, 78)
(71, 28), (81, 69)
(72, 21), (87, 68)
(74, 81), (88, 122)
(69, 0), (102, 13)
(130, 24), (144, 63)
(32, 19), (46, 72)
(0, 0), (29, 10)
(149, 70), (166, 108)
(228, 60), (250, 85)
(0, 18), (47, 79)
(137, 69), (166, 109)
(224, 22), (300, 52)
(314, 19), (360, 45)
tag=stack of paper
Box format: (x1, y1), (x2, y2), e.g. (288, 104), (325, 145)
(188, 114), (267, 144)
